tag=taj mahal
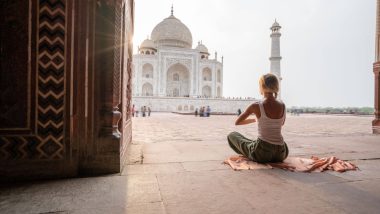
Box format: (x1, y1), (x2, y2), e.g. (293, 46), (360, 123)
(132, 7), (282, 113)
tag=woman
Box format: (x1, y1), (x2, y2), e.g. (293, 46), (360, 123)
(227, 73), (288, 163)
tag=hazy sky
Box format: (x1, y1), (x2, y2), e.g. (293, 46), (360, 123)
(133, 0), (376, 107)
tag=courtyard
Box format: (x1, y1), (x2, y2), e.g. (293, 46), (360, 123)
(1, 113), (380, 213)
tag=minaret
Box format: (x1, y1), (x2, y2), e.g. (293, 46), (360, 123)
(269, 20), (282, 99)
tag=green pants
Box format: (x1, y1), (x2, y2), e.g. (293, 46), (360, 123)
(227, 131), (289, 163)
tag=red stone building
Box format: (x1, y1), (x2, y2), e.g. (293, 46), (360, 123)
(0, 0), (134, 181)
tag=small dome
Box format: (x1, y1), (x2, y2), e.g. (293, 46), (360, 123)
(140, 38), (156, 49)
(271, 20), (281, 30)
(151, 15), (193, 49)
(196, 43), (209, 54)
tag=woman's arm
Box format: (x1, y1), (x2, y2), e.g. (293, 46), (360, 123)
(235, 104), (258, 125)
(236, 118), (256, 125)
(282, 103), (286, 126)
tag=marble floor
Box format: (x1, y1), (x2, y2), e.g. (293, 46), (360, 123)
(1, 113), (380, 214)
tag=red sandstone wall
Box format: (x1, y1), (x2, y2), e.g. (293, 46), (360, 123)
(0, 0), (134, 181)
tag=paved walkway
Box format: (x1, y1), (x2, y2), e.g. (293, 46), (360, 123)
(1, 113), (380, 213)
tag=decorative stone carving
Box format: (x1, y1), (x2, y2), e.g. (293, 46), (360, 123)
(165, 57), (192, 70)
(0, 0), (67, 160)
(0, 0), (134, 181)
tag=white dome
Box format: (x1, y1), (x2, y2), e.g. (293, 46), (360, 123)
(151, 15), (193, 49)
(196, 43), (209, 54)
(140, 39), (156, 49)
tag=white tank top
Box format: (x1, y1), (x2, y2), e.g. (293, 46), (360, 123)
(257, 101), (286, 145)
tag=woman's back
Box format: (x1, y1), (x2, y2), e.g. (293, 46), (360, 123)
(257, 99), (284, 119)
(257, 99), (285, 145)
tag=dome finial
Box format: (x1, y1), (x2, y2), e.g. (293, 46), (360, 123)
(171, 4), (174, 16)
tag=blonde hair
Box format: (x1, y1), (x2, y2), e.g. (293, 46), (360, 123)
(259, 73), (279, 98)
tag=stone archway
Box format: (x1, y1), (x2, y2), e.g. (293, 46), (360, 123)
(142, 63), (153, 79)
(202, 67), (212, 81)
(142, 82), (153, 96)
(166, 63), (190, 97)
(202, 85), (211, 97)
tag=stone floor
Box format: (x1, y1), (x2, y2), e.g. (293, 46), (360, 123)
(1, 113), (380, 214)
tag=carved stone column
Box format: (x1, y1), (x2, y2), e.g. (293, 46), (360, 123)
(373, 0), (380, 134)
(96, 0), (122, 139)
(374, 63), (380, 134)
(85, 0), (132, 173)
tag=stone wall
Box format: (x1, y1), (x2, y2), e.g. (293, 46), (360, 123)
(0, 0), (134, 181)
(132, 96), (257, 113)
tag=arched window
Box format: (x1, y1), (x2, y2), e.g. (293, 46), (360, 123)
(184, 105), (189, 111)
(177, 105), (182, 111)
(202, 86), (212, 97)
(142, 63), (153, 79)
(142, 83), (153, 96)
(202, 68), (212, 81)
(146, 51), (150, 55)
(173, 73), (179, 81)
(217, 69), (221, 83)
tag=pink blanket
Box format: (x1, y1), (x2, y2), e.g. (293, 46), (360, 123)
(224, 155), (358, 172)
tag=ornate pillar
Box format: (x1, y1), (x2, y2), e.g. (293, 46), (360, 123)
(373, 0), (380, 134)
(96, 0), (122, 139)
(0, 0), (134, 180)
(82, 0), (133, 173)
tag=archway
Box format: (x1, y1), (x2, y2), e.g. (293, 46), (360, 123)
(166, 63), (190, 97)
(217, 86), (221, 97)
(217, 69), (221, 83)
(142, 63), (153, 78)
(142, 82), (153, 96)
(202, 67), (212, 81)
(202, 85), (211, 97)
